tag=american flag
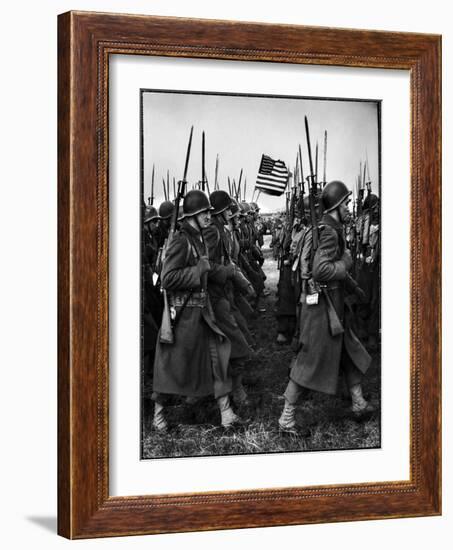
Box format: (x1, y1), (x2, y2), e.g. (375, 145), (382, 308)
(255, 155), (289, 196)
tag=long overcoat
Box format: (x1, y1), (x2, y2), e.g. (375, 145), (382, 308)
(153, 222), (232, 399)
(204, 218), (251, 361)
(276, 225), (297, 317)
(290, 214), (371, 395)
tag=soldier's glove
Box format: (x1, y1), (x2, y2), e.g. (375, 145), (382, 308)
(197, 256), (211, 275)
(341, 249), (353, 272)
(354, 286), (367, 303)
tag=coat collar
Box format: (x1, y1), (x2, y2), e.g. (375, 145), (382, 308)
(319, 212), (344, 234)
(180, 220), (204, 243)
(212, 215), (227, 233)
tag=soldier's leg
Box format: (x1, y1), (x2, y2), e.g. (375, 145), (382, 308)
(278, 378), (303, 432)
(231, 359), (248, 406)
(340, 350), (375, 417)
(217, 394), (241, 428)
(151, 392), (168, 432)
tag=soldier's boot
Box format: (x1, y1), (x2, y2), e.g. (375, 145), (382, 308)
(217, 395), (242, 429)
(232, 375), (249, 407)
(278, 400), (298, 434)
(152, 402), (168, 432)
(350, 384), (375, 418)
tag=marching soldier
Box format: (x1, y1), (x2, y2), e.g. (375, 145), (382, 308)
(278, 180), (374, 434)
(152, 190), (242, 431)
(275, 214), (297, 344)
(239, 202), (266, 313)
(356, 193), (380, 350)
(227, 199), (257, 323)
(143, 206), (164, 379)
(204, 190), (254, 406)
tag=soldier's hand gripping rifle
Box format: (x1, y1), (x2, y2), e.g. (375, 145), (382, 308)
(159, 126), (194, 344)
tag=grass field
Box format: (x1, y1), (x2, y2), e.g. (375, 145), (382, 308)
(142, 235), (380, 459)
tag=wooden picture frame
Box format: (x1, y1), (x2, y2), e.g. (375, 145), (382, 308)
(58, 11), (441, 539)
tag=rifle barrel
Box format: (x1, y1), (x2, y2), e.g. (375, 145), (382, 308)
(305, 117), (315, 180)
(162, 178), (167, 201)
(304, 116), (319, 250)
(315, 141), (318, 184)
(202, 131), (206, 192)
(298, 144), (304, 194)
(182, 126), (194, 183)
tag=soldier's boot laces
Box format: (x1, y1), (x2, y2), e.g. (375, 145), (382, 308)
(153, 402), (168, 432)
(217, 395), (241, 428)
(350, 384), (375, 417)
(278, 400), (298, 434)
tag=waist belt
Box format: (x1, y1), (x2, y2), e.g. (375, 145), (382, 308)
(169, 290), (207, 308)
(318, 282), (343, 291)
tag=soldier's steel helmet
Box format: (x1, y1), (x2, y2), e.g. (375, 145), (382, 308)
(302, 194), (320, 210)
(183, 189), (213, 217)
(144, 206), (159, 224)
(363, 193), (379, 211)
(158, 200), (175, 220)
(239, 202), (251, 215)
(250, 202), (260, 212)
(210, 190), (232, 215)
(321, 180), (352, 213)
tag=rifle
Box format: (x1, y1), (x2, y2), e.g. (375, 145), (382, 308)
(298, 144), (305, 198)
(162, 178), (168, 201)
(202, 131), (206, 192)
(363, 160), (368, 196)
(323, 130), (327, 187)
(365, 151), (372, 194)
(304, 116), (319, 251)
(315, 140), (319, 187)
(214, 154), (219, 190)
(160, 125), (194, 344)
(237, 169), (243, 202)
(201, 131), (211, 195)
(151, 164), (155, 205)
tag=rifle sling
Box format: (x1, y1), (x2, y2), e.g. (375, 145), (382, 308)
(322, 287), (344, 337)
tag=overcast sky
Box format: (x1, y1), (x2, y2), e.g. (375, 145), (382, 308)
(142, 91), (379, 214)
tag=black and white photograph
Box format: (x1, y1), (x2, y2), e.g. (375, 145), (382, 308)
(141, 89), (381, 459)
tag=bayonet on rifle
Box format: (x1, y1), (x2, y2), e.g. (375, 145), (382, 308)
(304, 116), (319, 251)
(214, 154), (219, 190)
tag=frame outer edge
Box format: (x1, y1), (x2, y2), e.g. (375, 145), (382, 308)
(57, 11), (442, 538)
(57, 11), (72, 539)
